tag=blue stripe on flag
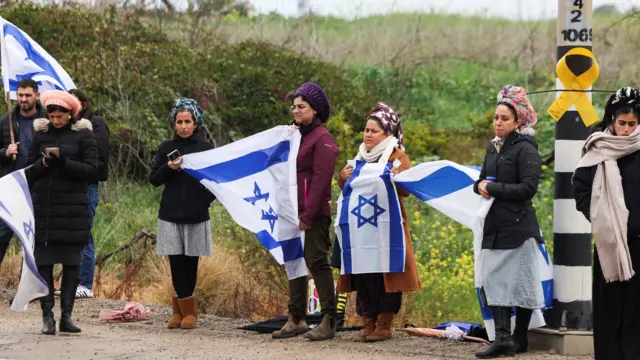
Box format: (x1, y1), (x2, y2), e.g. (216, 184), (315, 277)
(339, 161), (366, 274)
(255, 230), (304, 262)
(380, 167), (405, 273)
(396, 165), (475, 201)
(476, 287), (493, 320)
(280, 237), (304, 262)
(185, 140), (290, 184)
(542, 279), (553, 309)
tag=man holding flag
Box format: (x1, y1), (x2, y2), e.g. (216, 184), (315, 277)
(0, 78), (45, 264)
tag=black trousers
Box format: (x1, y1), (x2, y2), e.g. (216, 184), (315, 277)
(354, 273), (402, 319)
(288, 216), (336, 318)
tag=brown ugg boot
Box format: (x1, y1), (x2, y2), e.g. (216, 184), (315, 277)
(355, 316), (376, 342)
(272, 313), (308, 339)
(167, 296), (183, 329)
(178, 296), (198, 329)
(366, 312), (394, 342)
(304, 313), (336, 341)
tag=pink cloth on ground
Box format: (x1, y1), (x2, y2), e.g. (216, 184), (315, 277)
(99, 302), (151, 323)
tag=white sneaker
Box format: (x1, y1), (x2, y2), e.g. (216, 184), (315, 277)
(75, 285), (94, 299)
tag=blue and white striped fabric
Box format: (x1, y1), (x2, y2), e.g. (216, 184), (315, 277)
(0, 16), (76, 99)
(0, 170), (48, 312)
(335, 161), (405, 275)
(394, 160), (553, 340)
(181, 126), (307, 280)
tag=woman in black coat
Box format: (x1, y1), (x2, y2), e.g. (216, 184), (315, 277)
(473, 86), (544, 359)
(573, 88), (640, 360)
(25, 90), (98, 335)
(150, 98), (214, 330)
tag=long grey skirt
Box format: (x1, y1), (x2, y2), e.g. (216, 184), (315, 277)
(156, 219), (212, 257)
(481, 237), (544, 309)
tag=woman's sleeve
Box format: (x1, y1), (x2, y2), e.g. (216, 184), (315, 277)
(485, 144), (541, 201)
(24, 133), (47, 183)
(395, 153), (412, 197)
(473, 151), (489, 195)
(150, 143), (172, 187)
(573, 165), (597, 222)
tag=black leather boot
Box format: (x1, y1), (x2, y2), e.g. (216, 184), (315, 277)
(40, 292), (56, 335)
(475, 307), (515, 358)
(59, 273), (81, 333)
(513, 307), (533, 353)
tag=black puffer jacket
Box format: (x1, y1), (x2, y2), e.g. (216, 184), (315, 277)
(0, 103), (46, 178)
(574, 150), (640, 240)
(79, 107), (110, 183)
(25, 118), (99, 247)
(473, 131), (543, 249)
(150, 134), (215, 224)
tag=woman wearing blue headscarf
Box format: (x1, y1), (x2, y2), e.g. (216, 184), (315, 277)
(150, 98), (215, 329)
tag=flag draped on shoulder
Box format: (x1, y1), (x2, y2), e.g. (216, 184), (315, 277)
(335, 160), (405, 275)
(394, 160), (553, 340)
(181, 126), (307, 279)
(0, 16), (76, 98)
(0, 170), (48, 311)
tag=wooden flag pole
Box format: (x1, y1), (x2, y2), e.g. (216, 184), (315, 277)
(5, 91), (15, 161)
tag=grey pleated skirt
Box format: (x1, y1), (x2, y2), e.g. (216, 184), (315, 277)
(156, 219), (212, 257)
(481, 237), (544, 309)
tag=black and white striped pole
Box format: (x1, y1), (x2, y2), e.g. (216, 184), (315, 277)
(547, 0), (598, 331)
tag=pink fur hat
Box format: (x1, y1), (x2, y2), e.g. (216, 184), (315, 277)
(40, 90), (82, 116)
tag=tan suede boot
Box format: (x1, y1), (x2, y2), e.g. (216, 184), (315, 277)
(354, 316), (376, 342)
(304, 313), (336, 341)
(167, 296), (183, 329)
(178, 296), (198, 329)
(366, 312), (393, 342)
(272, 313), (308, 339)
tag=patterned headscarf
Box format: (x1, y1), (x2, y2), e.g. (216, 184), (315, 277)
(170, 98), (203, 127)
(368, 102), (404, 149)
(599, 87), (640, 131)
(497, 85), (537, 129)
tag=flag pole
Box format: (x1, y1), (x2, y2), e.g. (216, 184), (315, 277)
(5, 91), (15, 161)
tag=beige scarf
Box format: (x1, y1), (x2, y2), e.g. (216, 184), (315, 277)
(355, 136), (398, 164)
(575, 128), (640, 282)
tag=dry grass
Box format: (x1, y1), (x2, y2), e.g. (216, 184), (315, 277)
(91, 248), (288, 321)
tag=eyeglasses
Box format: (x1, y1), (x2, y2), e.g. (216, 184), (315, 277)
(290, 104), (308, 112)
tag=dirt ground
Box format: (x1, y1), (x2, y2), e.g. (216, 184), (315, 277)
(0, 288), (594, 360)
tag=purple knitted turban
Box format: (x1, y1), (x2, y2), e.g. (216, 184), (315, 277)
(294, 82), (331, 123)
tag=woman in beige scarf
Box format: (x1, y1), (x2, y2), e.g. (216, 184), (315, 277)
(573, 87), (640, 360)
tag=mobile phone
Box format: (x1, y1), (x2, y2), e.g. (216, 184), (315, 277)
(167, 149), (181, 162)
(45, 147), (60, 158)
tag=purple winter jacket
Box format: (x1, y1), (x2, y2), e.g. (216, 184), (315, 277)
(296, 121), (338, 225)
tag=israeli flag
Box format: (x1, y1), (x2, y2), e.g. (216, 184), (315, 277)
(394, 160), (553, 341)
(0, 16), (76, 99)
(181, 126), (307, 280)
(335, 161), (405, 275)
(0, 170), (48, 312)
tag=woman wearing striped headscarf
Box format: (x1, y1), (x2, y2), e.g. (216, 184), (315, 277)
(473, 86), (544, 358)
(335, 103), (420, 342)
(150, 98), (215, 329)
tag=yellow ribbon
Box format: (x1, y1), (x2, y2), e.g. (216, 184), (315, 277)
(547, 47), (600, 127)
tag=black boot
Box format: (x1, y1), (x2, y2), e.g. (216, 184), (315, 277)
(475, 307), (515, 358)
(513, 307), (533, 354)
(59, 271), (81, 333)
(40, 293), (56, 335)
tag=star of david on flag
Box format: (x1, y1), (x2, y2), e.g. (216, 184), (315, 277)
(181, 126), (307, 280)
(393, 160), (553, 341)
(351, 194), (386, 228)
(335, 160), (406, 275)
